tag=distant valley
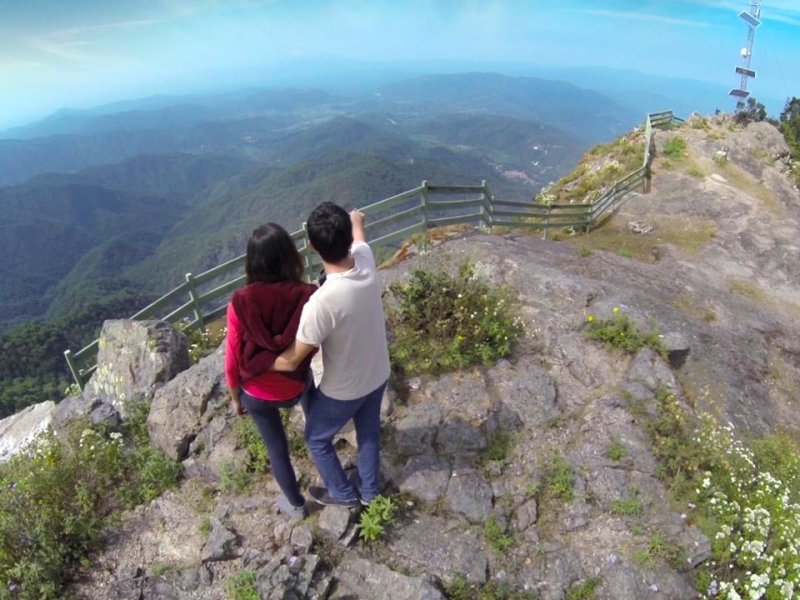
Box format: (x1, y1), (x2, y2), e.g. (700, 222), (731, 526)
(0, 72), (640, 329)
(0, 71), (642, 415)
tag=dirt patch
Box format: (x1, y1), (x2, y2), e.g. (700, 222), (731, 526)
(560, 213), (717, 263)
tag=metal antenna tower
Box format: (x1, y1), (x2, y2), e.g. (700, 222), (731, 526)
(729, 0), (761, 111)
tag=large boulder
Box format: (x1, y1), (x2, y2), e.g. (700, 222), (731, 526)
(0, 401), (55, 461)
(85, 320), (190, 415)
(148, 349), (225, 461)
(51, 395), (121, 439)
(331, 556), (444, 600)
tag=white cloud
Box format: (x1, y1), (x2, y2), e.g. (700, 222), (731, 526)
(572, 9), (714, 28)
(763, 11), (800, 25)
(49, 19), (160, 38)
(685, 0), (800, 22)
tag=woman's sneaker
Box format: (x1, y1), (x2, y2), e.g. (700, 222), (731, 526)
(276, 493), (307, 521)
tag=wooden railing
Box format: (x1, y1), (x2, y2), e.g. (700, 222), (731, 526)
(64, 110), (682, 387)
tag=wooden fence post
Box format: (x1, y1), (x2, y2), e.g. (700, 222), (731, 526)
(585, 203), (593, 233)
(421, 180), (429, 252)
(543, 203), (551, 240)
(479, 180), (491, 233)
(64, 349), (83, 389)
(184, 273), (204, 329)
(302, 221), (315, 282)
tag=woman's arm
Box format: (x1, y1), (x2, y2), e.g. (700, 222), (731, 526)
(225, 303), (246, 415)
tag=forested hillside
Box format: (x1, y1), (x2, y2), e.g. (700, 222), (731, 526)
(0, 72), (638, 415)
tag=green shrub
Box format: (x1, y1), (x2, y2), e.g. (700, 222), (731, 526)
(663, 136), (687, 159)
(635, 532), (684, 569)
(357, 495), (397, 542)
(179, 321), (227, 364)
(0, 408), (181, 598)
(611, 497), (642, 516)
(605, 437), (628, 461)
(585, 309), (667, 358)
(219, 462), (252, 493)
(224, 570), (259, 600)
(565, 579), (600, 600)
(281, 408), (308, 458)
(645, 388), (800, 598)
(233, 417), (270, 474)
(388, 263), (523, 376)
(543, 454), (575, 502)
(483, 430), (514, 465)
(445, 575), (538, 600)
(483, 514), (514, 553)
(688, 165), (704, 178)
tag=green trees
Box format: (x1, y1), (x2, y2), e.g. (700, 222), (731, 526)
(0, 293), (151, 417)
(733, 97), (768, 125)
(779, 97), (800, 160)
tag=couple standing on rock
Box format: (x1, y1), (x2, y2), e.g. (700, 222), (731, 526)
(224, 202), (391, 519)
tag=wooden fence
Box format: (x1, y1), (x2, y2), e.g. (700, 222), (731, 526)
(64, 110), (683, 387)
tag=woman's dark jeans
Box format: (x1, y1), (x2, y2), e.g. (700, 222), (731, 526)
(240, 390), (305, 507)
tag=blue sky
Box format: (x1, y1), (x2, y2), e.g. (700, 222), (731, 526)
(1, 0), (798, 129)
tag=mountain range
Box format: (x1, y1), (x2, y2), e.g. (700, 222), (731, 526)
(0, 72), (642, 332)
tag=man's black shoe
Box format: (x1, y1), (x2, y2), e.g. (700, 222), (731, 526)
(308, 485), (359, 508)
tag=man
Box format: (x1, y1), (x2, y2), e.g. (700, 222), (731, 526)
(273, 202), (390, 507)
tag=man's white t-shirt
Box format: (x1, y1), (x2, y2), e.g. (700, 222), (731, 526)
(296, 241), (390, 400)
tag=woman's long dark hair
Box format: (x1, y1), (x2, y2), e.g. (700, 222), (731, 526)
(245, 223), (305, 284)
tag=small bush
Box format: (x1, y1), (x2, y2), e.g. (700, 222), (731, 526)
(611, 497), (642, 516)
(219, 462), (252, 493)
(688, 165), (704, 178)
(605, 437), (628, 461)
(543, 454), (575, 502)
(388, 263), (523, 376)
(565, 579), (600, 600)
(233, 417), (270, 474)
(645, 388), (800, 598)
(484, 514), (514, 553)
(635, 532), (684, 569)
(663, 136), (687, 159)
(585, 309), (667, 358)
(445, 575), (538, 600)
(179, 321), (227, 364)
(0, 407), (181, 598)
(224, 570), (259, 600)
(357, 495), (397, 542)
(483, 430), (514, 465)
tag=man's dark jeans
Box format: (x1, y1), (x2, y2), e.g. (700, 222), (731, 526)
(304, 381), (386, 503)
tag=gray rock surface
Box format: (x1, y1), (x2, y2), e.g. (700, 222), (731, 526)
(385, 515), (488, 584)
(445, 467), (493, 524)
(85, 319), (189, 414)
(317, 505), (352, 541)
(0, 400), (55, 461)
(201, 519), (240, 562)
(397, 455), (451, 501)
(331, 556), (443, 600)
(148, 348), (224, 461)
(67, 118), (800, 600)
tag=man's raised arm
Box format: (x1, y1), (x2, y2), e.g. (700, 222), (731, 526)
(350, 209), (366, 244)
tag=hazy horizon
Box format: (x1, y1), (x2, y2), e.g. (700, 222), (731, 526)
(2, 0), (798, 129)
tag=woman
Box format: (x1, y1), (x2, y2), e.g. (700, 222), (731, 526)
(225, 223), (316, 519)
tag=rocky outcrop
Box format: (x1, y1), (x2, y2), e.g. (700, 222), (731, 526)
(147, 348), (226, 462)
(331, 556), (443, 600)
(67, 118), (800, 599)
(85, 320), (190, 415)
(0, 401), (55, 461)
